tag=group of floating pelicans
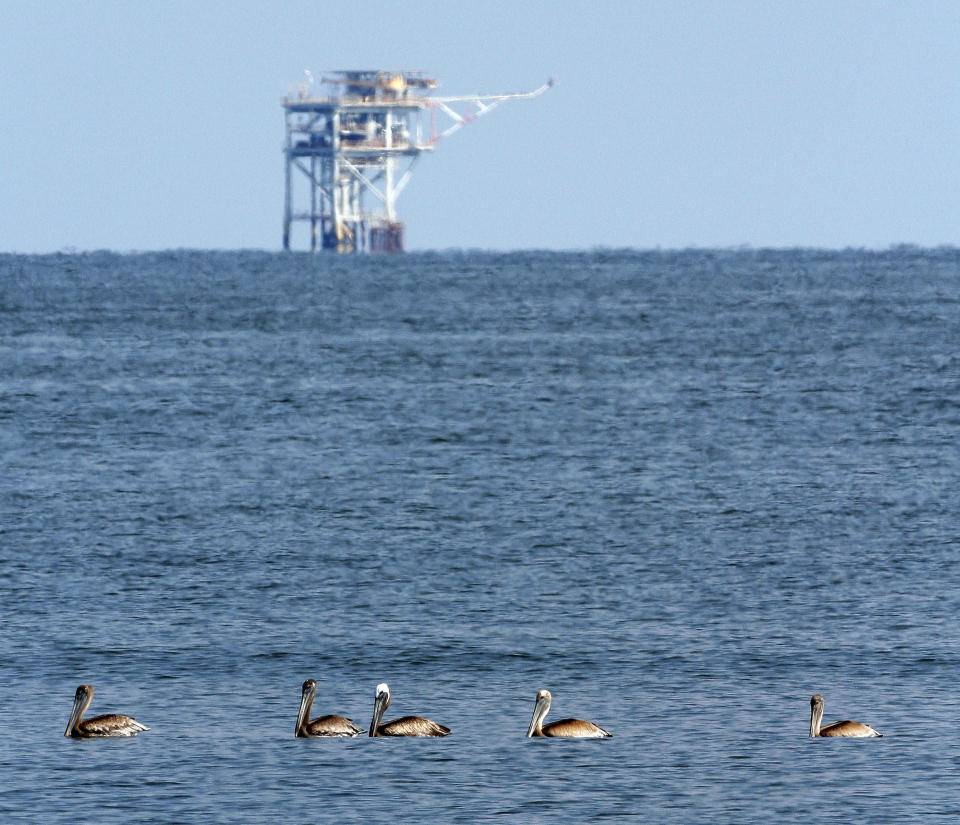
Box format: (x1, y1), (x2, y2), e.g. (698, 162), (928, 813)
(64, 682), (882, 739)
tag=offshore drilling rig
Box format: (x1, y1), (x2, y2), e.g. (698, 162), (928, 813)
(281, 71), (551, 253)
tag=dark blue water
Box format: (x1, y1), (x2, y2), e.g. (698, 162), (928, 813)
(1, 248), (959, 822)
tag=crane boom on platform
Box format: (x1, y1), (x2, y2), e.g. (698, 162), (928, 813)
(428, 80), (553, 142)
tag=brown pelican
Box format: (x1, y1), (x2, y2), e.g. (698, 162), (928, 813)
(368, 682), (450, 737)
(295, 679), (363, 737)
(526, 689), (611, 738)
(64, 684), (148, 738)
(809, 694), (882, 738)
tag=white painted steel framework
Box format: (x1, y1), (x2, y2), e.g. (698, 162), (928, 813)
(282, 71), (552, 253)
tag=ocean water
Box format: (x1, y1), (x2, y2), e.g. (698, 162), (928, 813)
(1, 247), (959, 822)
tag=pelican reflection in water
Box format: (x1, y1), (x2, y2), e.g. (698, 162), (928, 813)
(64, 684), (148, 738)
(295, 679), (363, 737)
(368, 682), (450, 737)
(809, 694), (882, 738)
(526, 689), (611, 738)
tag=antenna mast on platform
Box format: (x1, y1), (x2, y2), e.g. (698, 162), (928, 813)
(282, 71), (552, 253)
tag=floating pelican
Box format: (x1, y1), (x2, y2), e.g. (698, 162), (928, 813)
(295, 678), (362, 737)
(809, 694), (882, 738)
(526, 689), (611, 738)
(64, 684), (148, 738)
(368, 682), (450, 737)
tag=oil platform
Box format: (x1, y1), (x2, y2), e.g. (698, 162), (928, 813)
(281, 71), (551, 253)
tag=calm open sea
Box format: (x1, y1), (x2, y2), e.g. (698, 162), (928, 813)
(1, 248), (959, 822)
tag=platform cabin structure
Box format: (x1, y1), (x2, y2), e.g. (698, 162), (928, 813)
(282, 70), (552, 253)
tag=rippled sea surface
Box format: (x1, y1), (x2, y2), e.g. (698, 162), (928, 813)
(1, 248), (959, 822)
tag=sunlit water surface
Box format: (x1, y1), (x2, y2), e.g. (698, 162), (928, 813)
(2, 248), (959, 822)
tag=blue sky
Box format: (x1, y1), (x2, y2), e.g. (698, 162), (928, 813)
(2, 0), (959, 252)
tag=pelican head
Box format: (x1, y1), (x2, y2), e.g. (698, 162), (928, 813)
(296, 679), (318, 736)
(809, 694), (825, 737)
(369, 682), (391, 737)
(526, 689), (552, 737)
(65, 684), (94, 737)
